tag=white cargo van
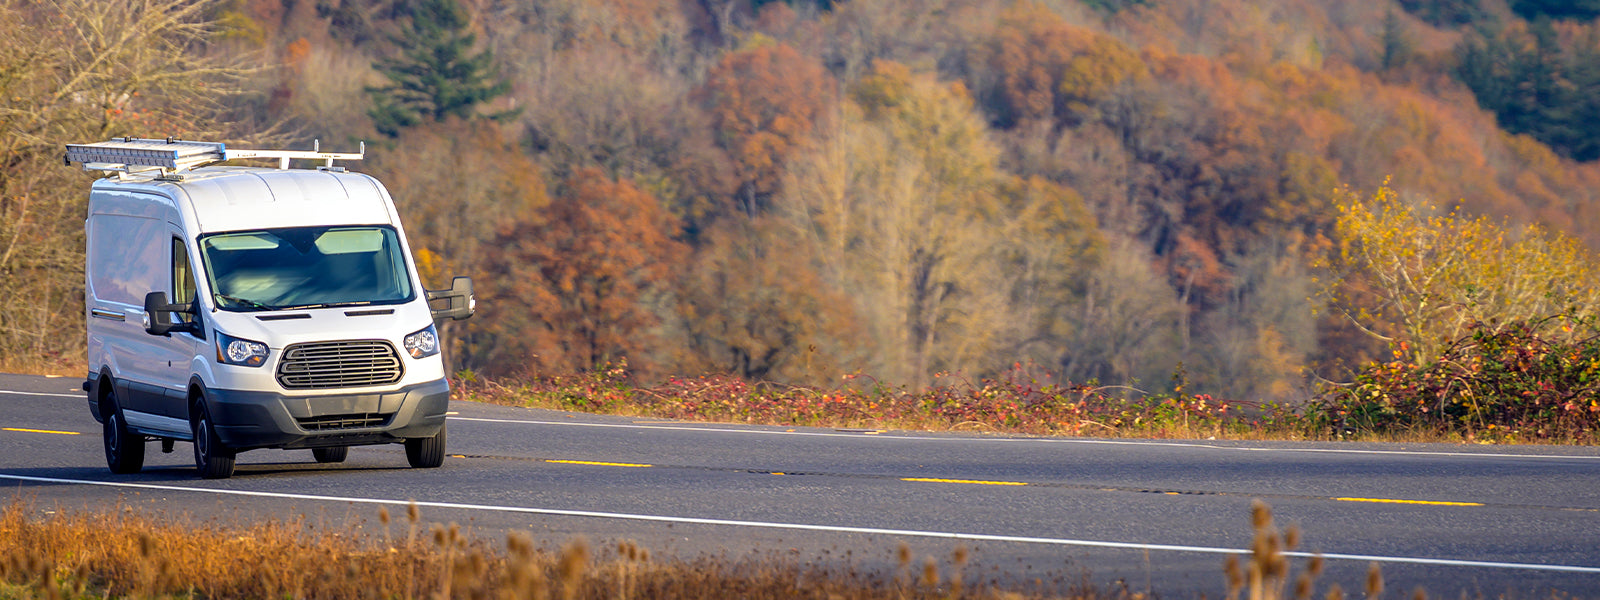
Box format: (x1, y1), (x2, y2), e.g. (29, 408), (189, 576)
(67, 138), (474, 479)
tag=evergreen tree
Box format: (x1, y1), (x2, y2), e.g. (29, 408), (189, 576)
(367, 0), (514, 137)
(1398, 0), (1486, 26)
(1455, 19), (1600, 162)
(1511, 0), (1600, 21)
(1455, 26), (1512, 115)
(1380, 9), (1414, 71)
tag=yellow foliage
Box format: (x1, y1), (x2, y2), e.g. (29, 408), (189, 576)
(414, 247), (442, 286)
(1057, 35), (1146, 115)
(1320, 183), (1600, 362)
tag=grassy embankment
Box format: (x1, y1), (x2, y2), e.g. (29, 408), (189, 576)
(0, 496), (1376, 600)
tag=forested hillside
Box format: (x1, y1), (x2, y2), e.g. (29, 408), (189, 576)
(5, 0), (1600, 401)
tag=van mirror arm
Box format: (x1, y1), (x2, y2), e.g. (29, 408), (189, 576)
(425, 276), (475, 321)
(143, 291), (200, 336)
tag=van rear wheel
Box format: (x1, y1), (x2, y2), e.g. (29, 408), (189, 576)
(312, 446), (348, 463)
(404, 424), (446, 468)
(102, 388), (145, 474)
(191, 397), (235, 479)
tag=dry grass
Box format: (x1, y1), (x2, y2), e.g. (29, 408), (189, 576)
(0, 495), (1453, 600)
(0, 356), (83, 379)
(0, 497), (1136, 600)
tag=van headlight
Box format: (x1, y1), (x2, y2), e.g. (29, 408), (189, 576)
(404, 324), (439, 359)
(216, 332), (269, 367)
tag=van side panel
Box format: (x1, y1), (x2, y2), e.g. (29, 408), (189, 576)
(85, 188), (185, 427)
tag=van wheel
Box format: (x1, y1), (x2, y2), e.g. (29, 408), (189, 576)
(191, 397), (235, 479)
(312, 446), (348, 463)
(102, 388), (145, 474)
(404, 424), (446, 468)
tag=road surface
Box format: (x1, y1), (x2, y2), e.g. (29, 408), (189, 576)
(2, 373), (1597, 596)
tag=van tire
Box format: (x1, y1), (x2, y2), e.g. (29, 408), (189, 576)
(102, 388), (145, 474)
(404, 424), (446, 468)
(312, 446), (348, 463)
(191, 397), (235, 479)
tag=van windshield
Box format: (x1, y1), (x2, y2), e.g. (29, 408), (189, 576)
(199, 226), (414, 311)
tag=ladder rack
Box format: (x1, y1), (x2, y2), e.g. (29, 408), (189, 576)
(65, 137), (364, 180)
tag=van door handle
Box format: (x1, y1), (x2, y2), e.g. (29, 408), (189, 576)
(90, 308), (126, 321)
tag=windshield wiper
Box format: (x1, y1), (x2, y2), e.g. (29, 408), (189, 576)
(275, 300), (375, 311)
(215, 294), (273, 311)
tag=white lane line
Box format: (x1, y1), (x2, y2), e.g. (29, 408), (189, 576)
(3, 473), (1596, 575)
(0, 390), (82, 399)
(448, 417), (1600, 461)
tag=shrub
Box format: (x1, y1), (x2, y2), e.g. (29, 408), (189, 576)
(1315, 316), (1600, 442)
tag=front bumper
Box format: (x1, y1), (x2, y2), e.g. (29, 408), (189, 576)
(206, 378), (449, 451)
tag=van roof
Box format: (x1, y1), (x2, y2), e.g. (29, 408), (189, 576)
(95, 166), (397, 234)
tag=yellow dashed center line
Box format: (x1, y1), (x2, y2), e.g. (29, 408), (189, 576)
(545, 459), (653, 468)
(445, 453), (1508, 508)
(3, 428), (81, 435)
(902, 477), (1029, 486)
(1335, 497), (1484, 507)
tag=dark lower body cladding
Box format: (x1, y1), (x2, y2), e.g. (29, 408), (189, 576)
(206, 378), (449, 451)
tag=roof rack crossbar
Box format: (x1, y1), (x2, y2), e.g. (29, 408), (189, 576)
(64, 138), (363, 177)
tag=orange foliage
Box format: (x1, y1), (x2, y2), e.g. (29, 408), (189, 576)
(480, 169), (687, 377)
(976, 2), (1145, 127)
(283, 37), (311, 74)
(700, 42), (836, 215)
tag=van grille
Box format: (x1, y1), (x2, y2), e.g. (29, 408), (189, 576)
(276, 340), (403, 389)
(297, 413), (392, 431)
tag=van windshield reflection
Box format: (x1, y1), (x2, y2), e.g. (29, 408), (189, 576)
(199, 226), (414, 311)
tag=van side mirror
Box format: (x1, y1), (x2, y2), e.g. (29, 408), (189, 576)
(426, 276), (475, 321)
(143, 291), (199, 336)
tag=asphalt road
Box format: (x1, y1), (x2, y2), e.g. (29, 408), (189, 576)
(2, 372), (1598, 597)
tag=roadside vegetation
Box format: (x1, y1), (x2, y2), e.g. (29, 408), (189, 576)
(457, 328), (1600, 445)
(0, 497), (1385, 600)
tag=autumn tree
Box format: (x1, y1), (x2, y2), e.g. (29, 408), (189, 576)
(675, 217), (859, 384)
(0, 0), (251, 371)
(780, 61), (1102, 387)
(819, 0), (985, 85)
(995, 176), (1105, 366)
(1319, 184), (1600, 363)
(700, 40), (835, 217)
(479, 169), (687, 377)
(518, 45), (734, 235)
(1059, 238), (1184, 387)
(1193, 238), (1319, 400)
(364, 120), (548, 372)
(968, 2), (1146, 128)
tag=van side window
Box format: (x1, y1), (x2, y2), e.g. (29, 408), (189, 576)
(172, 238), (199, 328)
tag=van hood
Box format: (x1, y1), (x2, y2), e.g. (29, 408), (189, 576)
(206, 302), (434, 349)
